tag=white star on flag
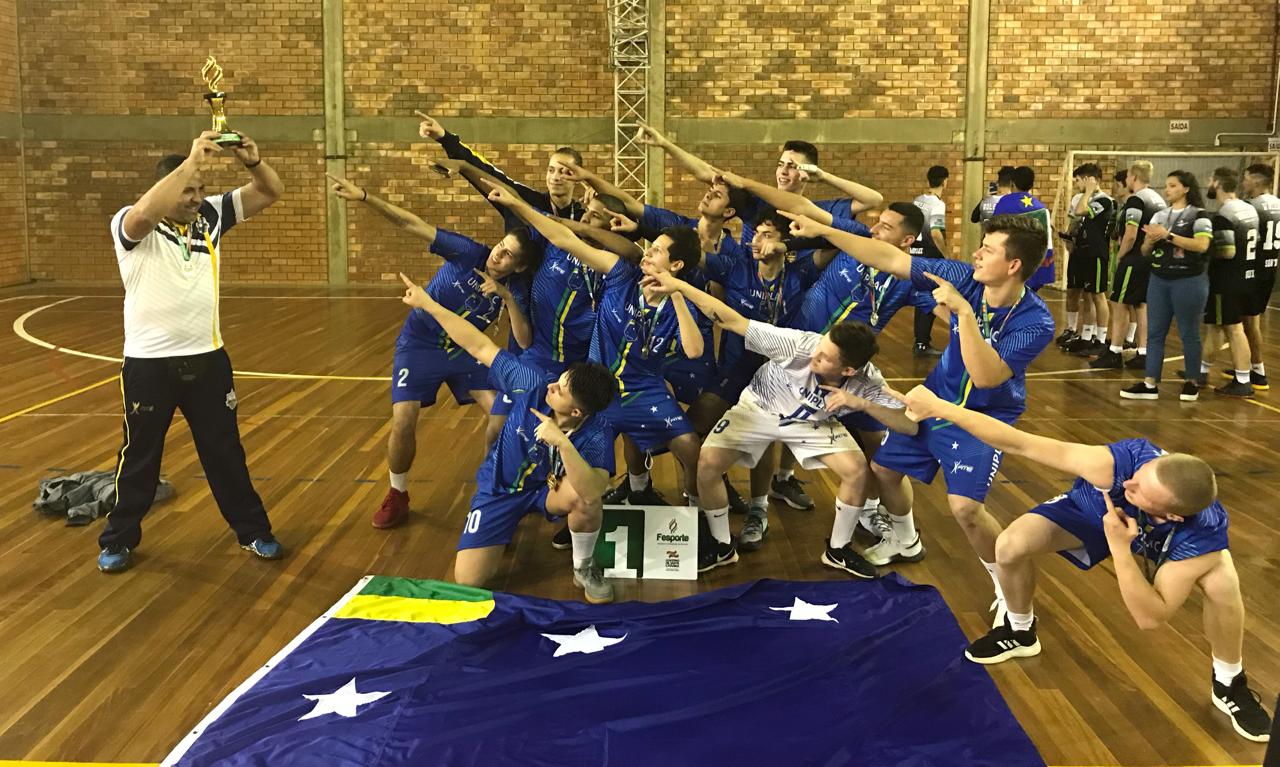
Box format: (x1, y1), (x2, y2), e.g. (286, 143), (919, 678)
(541, 625), (628, 657)
(650, 405), (659, 413)
(770, 597), (839, 622)
(951, 441), (959, 450)
(298, 677), (391, 721)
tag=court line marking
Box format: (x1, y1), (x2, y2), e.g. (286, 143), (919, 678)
(0, 376), (120, 426)
(1245, 398), (1280, 416)
(12, 298), (392, 381)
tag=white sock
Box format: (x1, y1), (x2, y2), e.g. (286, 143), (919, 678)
(1213, 657), (1243, 686)
(389, 471), (408, 492)
(1081, 324), (1094, 341)
(1097, 328), (1108, 343)
(1252, 362), (1266, 375)
(830, 499), (859, 549)
(570, 529), (599, 569)
(629, 471), (650, 491)
(1109, 344), (1123, 354)
(1008, 609), (1035, 633)
(751, 495), (768, 512)
(1126, 322), (1137, 343)
(862, 497), (880, 511)
(981, 559), (1005, 602)
(705, 506), (731, 544)
(775, 468), (794, 481)
(1137, 346), (1147, 356)
(685, 494), (699, 509)
(1201, 361), (1212, 374)
(1066, 310), (1079, 329)
(890, 510), (916, 542)
(1236, 370), (1251, 384)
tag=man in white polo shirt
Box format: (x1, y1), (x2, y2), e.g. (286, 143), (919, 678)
(98, 130), (285, 573)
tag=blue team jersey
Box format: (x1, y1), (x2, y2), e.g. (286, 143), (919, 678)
(704, 247), (819, 367)
(910, 257), (1054, 422)
(520, 240), (598, 370)
(1067, 439), (1229, 563)
(590, 259), (694, 401)
(794, 252), (909, 333)
(398, 230), (530, 356)
(475, 351), (615, 495)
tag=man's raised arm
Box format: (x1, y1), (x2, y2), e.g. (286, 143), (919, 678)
(807, 167), (883, 216)
(642, 269), (749, 338)
(328, 173), (436, 244)
(562, 164), (644, 219)
(398, 273), (501, 367)
(484, 183), (619, 276)
(780, 211), (912, 278)
(120, 132), (221, 242)
(637, 121), (716, 184)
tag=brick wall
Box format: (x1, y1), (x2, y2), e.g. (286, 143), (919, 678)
(0, 141), (24, 286)
(344, 142), (613, 283)
(988, 0), (1277, 118)
(24, 142), (326, 283)
(344, 0), (612, 117)
(18, 1), (323, 115)
(666, 0), (968, 119)
(0, 0), (17, 112)
(662, 143), (967, 256)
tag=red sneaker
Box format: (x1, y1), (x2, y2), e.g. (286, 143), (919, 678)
(372, 488), (409, 529)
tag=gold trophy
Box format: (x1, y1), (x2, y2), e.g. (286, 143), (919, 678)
(200, 56), (244, 147)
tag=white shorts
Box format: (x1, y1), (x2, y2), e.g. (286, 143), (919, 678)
(703, 399), (861, 470)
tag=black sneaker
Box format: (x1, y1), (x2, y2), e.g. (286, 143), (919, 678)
(603, 478), (630, 505)
(724, 475), (749, 515)
(964, 618), (1042, 664)
(1056, 329), (1078, 347)
(1074, 339), (1108, 358)
(770, 475), (815, 510)
(1253, 371), (1270, 390)
(629, 483), (669, 506)
(551, 525), (571, 550)
(1180, 380), (1200, 402)
(1089, 349), (1123, 369)
(697, 538), (738, 573)
(913, 342), (944, 358)
(1174, 369), (1209, 387)
(1124, 353), (1147, 370)
(1119, 382), (1158, 400)
(1211, 672), (1273, 742)
(820, 541), (877, 579)
(1214, 380), (1254, 398)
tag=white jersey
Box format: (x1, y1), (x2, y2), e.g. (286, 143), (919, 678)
(740, 321), (900, 422)
(111, 190), (244, 358)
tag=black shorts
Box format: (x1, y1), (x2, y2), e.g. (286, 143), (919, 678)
(1205, 291), (1245, 326)
(1109, 254), (1149, 306)
(1241, 273), (1276, 316)
(1067, 250), (1108, 293)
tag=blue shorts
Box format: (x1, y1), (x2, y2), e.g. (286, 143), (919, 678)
(665, 356), (718, 407)
(457, 485), (554, 550)
(838, 411), (886, 437)
(873, 419), (1003, 502)
(708, 353), (765, 403)
(392, 345), (490, 407)
(605, 387), (694, 453)
(1026, 492), (1112, 570)
(490, 355), (564, 417)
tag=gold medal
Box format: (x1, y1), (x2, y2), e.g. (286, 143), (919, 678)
(547, 473), (560, 491)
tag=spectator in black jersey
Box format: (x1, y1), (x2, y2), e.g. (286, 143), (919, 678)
(1059, 163), (1114, 356)
(1121, 171), (1213, 402)
(1200, 167), (1259, 397)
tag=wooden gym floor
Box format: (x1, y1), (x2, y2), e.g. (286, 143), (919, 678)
(0, 284), (1275, 767)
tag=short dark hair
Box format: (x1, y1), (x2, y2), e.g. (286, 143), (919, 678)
(996, 165), (1017, 187)
(508, 226), (545, 272)
(725, 185), (751, 220)
(552, 147), (583, 166)
(156, 154), (186, 180)
(1245, 163), (1274, 185)
(593, 193), (630, 218)
(1012, 166), (1035, 192)
(1212, 166), (1239, 194)
(985, 214), (1047, 281)
(828, 321), (878, 370)
(1073, 163), (1102, 179)
(565, 362), (617, 415)
(887, 201), (925, 236)
(926, 165), (950, 187)
(753, 208), (791, 233)
(1114, 169), (1128, 185)
(662, 226), (702, 278)
(782, 140), (818, 165)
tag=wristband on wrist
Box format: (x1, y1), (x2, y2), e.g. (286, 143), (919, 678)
(361, 189), (368, 202)
(244, 158), (261, 169)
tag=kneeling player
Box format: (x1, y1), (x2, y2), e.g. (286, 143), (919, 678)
(641, 270), (917, 576)
(399, 274), (619, 604)
(900, 384), (1273, 743)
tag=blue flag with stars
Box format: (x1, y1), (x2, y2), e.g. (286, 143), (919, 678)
(161, 575), (1044, 767)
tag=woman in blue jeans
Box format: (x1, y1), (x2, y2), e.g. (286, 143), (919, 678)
(1120, 170), (1212, 402)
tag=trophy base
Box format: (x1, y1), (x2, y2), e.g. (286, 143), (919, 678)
(213, 131), (244, 148)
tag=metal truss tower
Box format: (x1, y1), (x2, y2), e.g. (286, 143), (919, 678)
(608, 0), (649, 200)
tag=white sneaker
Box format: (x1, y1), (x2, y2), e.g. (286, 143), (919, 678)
(989, 597), (1008, 630)
(863, 528), (927, 566)
(856, 505), (884, 537)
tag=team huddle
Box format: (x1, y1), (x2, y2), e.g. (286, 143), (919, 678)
(102, 121), (1273, 743)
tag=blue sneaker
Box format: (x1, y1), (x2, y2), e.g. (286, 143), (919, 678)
(241, 536), (284, 560)
(97, 545), (131, 573)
